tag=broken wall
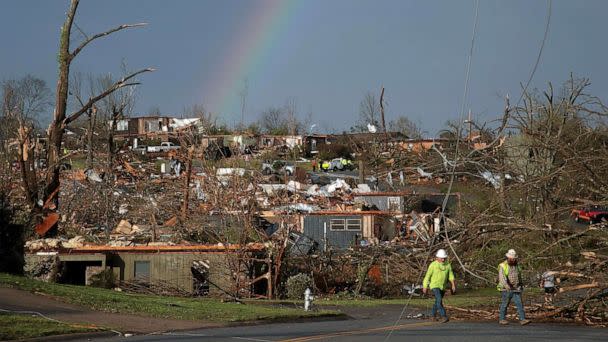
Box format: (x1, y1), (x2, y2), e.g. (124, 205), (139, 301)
(106, 252), (240, 296)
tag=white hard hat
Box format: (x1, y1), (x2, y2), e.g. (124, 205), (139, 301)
(436, 249), (448, 258)
(505, 249), (517, 259)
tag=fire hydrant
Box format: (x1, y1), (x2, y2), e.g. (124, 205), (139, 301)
(304, 288), (314, 311)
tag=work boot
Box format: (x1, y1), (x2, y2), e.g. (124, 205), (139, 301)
(520, 319), (531, 326)
(499, 320), (509, 325)
(440, 317), (449, 323)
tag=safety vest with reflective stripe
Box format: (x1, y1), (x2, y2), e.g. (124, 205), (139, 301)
(497, 261), (522, 291)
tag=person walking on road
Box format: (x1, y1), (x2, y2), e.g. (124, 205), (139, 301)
(498, 249), (531, 326)
(423, 249), (456, 323)
(540, 270), (558, 306)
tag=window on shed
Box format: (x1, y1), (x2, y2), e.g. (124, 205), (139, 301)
(346, 219), (362, 231)
(134, 261), (150, 283)
(330, 219), (345, 230)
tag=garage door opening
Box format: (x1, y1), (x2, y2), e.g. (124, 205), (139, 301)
(60, 261), (103, 285)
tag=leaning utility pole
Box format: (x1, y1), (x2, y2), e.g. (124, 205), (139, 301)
(239, 78), (248, 132)
(380, 86), (388, 139)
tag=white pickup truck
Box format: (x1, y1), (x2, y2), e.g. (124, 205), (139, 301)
(147, 142), (180, 153)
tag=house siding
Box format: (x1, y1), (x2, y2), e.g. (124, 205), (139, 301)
(25, 251), (249, 296)
(108, 252), (234, 296)
(303, 215), (367, 250)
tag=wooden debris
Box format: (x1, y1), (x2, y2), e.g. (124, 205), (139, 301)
(35, 213), (60, 236)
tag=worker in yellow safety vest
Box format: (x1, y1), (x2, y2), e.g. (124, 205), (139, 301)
(321, 161), (330, 172)
(422, 249), (456, 323)
(497, 249), (531, 326)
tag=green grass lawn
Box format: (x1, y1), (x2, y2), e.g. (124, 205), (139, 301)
(254, 287), (543, 309)
(0, 273), (341, 323)
(0, 313), (96, 340)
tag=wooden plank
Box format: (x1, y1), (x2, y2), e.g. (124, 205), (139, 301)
(35, 213), (60, 236)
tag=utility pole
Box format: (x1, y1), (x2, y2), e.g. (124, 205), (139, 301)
(380, 86), (388, 139)
(239, 78), (248, 132)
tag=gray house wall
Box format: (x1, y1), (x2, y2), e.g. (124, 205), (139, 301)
(303, 215), (364, 250)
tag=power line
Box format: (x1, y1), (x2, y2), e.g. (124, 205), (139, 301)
(516, 0), (552, 106)
(459, 0), (480, 123)
(383, 1), (480, 340)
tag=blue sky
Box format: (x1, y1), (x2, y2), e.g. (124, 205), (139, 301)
(1, 0), (607, 135)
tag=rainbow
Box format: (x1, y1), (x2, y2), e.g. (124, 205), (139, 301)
(202, 0), (298, 123)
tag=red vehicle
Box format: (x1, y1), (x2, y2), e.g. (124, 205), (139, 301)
(572, 206), (608, 224)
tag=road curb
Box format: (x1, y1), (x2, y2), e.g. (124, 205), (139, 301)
(14, 330), (117, 342)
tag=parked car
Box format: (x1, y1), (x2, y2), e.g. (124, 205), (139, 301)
(262, 160), (295, 176)
(572, 206), (608, 224)
(148, 142), (180, 153)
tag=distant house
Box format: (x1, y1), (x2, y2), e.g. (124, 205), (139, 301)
(25, 244), (269, 297)
(113, 116), (201, 144)
(303, 132), (409, 158)
(259, 135), (303, 149)
(297, 211), (397, 250)
(303, 134), (331, 157)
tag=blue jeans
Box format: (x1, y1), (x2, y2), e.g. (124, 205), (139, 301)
(431, 288), (447, 318)
(499, 291), (526, 320)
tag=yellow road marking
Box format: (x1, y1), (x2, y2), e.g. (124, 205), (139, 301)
(279, 321), (438, 342)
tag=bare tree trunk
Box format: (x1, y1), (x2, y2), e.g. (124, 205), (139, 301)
(17, 125), (37, 206)
(39, 0), (151, 235)
(86, 107), (96, 169)
(44, 0), (77, 211)
(107, 109), (119, 170)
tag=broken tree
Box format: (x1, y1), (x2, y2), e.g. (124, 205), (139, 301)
(37, 0), (153, 235)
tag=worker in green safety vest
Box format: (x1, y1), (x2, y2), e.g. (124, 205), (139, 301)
(497, 249), (531, 326)
(321, 161), (330, 172)
(422, 249), (456, 323)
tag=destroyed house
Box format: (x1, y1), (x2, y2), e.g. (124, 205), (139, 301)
(259, 135), (303, 149)
(26, 244), (269, 297)
(354, 192), (461, 214)
(303, 134), (331, 157)
(113, 116), (172, 142)
(302, 132), (408, 157)
(298, 211), (397, 250)
(112, 116), (201, 144)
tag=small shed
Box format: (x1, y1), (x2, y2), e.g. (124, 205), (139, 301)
(299, 211), (396, 250)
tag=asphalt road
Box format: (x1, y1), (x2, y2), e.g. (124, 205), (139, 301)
(87, 317), (606, 342)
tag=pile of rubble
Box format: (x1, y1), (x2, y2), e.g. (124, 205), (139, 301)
(25, 236), (86, 251)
